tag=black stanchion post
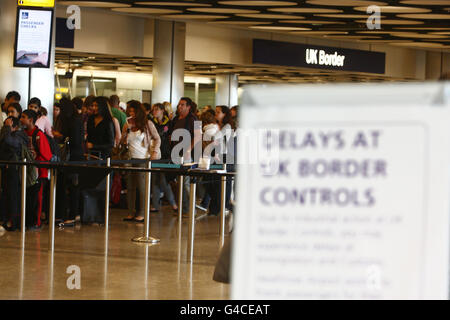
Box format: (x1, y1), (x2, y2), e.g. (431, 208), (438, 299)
(48, 168), (57, 252)
(219, 175), (227, 248)
(104, 158), (111, 233)
(20, 159), (27, 245)
(178, 175), (183, 222)
(187, 177), (197, 263)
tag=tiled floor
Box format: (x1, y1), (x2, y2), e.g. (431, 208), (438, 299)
(0, 208), (230, 300)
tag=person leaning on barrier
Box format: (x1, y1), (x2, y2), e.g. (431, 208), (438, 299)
(150, 103), (178, 213)
(121, 100), (161, 222)
(0, 116), (29, 231)
(20, 109), (52, 230)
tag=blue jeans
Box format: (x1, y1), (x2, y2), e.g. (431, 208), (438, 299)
(151, 172), (176, 210)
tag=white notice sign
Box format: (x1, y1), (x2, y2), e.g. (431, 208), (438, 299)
(232, 83), (450, 300)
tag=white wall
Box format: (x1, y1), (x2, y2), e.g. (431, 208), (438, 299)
(56, 6), (151, 57)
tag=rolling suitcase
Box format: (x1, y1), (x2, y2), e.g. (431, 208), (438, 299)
(80, 189), (105, 224)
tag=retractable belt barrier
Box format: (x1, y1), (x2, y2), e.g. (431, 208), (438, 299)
(0, 159), (235, 261)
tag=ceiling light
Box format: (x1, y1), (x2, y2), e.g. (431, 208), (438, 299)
(430, 32), (450, 35)
(249, 26), (311, 31)
(355, 19), (423, 24)
(280, 20), (345, 24)
(400, 1), (450, 4)
(316, 14), (381, 18)
(307, 0), (387, 5)
(391, 42), (447, 48)
(395, 27), (450, 30)
(136, 2), (211, 6)
(397, 14), (450, 19)
(208, 20), (272, 25)
(353, 6), (431, 13)
(162, 14), (230, 19)
(389, 32), (449, 39)
(236, 13), (304, 19)
(111, 7), (181, 14)
(58, 1), (131, 7)
(218, 1), (297, 6)
(187, 8), (260, 14)
(269, 7), (343, 13)
(290, 31), (348, 35)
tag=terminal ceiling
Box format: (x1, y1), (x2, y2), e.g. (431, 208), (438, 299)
(56, 0), (450, 50)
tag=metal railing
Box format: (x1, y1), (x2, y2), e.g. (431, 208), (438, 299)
(0, 159), (235, 262)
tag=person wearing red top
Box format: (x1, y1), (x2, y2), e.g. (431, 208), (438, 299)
(20, 110), (52, 229)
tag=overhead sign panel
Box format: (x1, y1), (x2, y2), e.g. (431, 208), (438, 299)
(14, 7), (54, 68)
(232, 83), (450, 299)
(18, 0), (55, 7)
(253, 39), (386, 74)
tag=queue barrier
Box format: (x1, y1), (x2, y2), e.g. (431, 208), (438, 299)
(0, 159), (235, 261)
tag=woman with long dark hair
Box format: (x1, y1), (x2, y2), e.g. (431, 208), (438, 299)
(150, 103), (177, 212)
(55, 99), (85, 227)
(207, 105), (236, 216)
(52, 102), (63, 142)
(86, 96), (115, 159)
(121, 100), (161, 222)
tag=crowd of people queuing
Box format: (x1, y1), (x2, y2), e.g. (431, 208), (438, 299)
(0, 90), (238, 232)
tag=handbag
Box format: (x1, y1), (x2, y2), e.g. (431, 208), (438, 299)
(59, 137), (70, 161)
(119, 144), (131, 161)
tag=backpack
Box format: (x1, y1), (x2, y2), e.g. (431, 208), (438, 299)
(19, 143), (39, 187)
(32, 129), (61, 162)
